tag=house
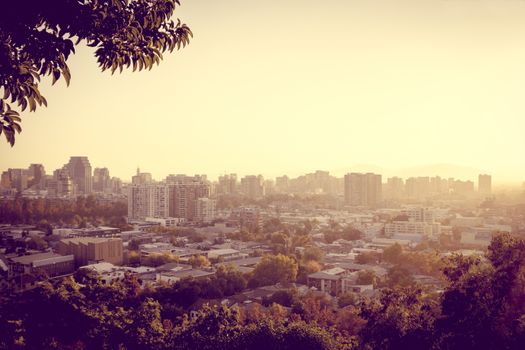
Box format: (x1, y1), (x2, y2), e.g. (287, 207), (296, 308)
(307, 267), (347, 296)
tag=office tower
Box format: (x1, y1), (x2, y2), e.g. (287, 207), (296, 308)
(451, 180), (475, 196)
(405, 177), (431, 199)
(0, 171), (10, 189)
(478, 174), (492, 195)
(240, 175), (265, 199)
(263, 179), (275, 195)
(27, 164), (45, 189)
(93, 167), (111, 192)
(66, 156), (92, 195)
(344, 172), (382, 206)
(132, 168), (153, 185)
(275, 175), (290, 193)
(48, 168), (75, 198)
(217, 174), (238, 194)
(1, 169), (28, 192)
(110, 177), (123, 194)
(385, 177), (405, 200)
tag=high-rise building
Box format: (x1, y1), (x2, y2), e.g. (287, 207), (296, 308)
(405, 177), (431, 199)
(1, 169), (28, 192)
(169, 181), (210, 221)
(132, 168), (153, 185)
(232, 207), (262, 232)
(110, 177), (123, 194)
(93, 167), (111, 192)
(344, 172), (382, 206)
(217, 174), (238, 195)
(195, 198), (216, 223)
(478, 174), (492, 195)
(66, 156), (92, 195)
(240, 175), (265, 199)
(48, 168), (75, 198)
(128, 173), (211, 222)
(384, 177), (404, 200)
(275, 175), (290, 193)
(128, 182), (170, 220)
(27, 164), (45, 189)
(451, 180), (475, 196)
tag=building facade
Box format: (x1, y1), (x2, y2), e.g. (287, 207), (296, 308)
(344, 172), (382, 206)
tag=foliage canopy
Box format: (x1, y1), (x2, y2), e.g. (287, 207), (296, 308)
(0, 0), (192, 145)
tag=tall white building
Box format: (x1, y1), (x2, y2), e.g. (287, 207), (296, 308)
(128, 173), (211, 222)
(128, 183), (170, 220)
(195, 198), (216, 223)
(385, 220), (441, 237)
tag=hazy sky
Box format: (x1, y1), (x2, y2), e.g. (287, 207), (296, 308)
(2, 0), (525, 183)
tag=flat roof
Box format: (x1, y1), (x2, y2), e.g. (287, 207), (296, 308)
(11, 252), (73, 266)
(61, 237), (122, 244)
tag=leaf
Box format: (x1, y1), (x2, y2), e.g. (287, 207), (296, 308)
(52, 70), (60, 85)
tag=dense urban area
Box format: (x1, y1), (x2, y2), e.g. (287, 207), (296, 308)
(1, 156), (525, 349)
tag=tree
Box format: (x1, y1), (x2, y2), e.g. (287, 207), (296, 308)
(250, 254), (298, 287)
(142, 253), (178, 267)
(384, 265), (415, 288)
(189, 255), (211, 268)
(341, 226), (363, 241)
(435, 233), (525, 350)
(355, 251), (380, 265)
(263, 290), (298, 307)
(338, 292), (357, 308)
(383, 243), (403, 264)
(359, 287), (438, 350)
(302, 247), (324, 263)
(356, 270), (377, 286)
(0, 0), (192, 145)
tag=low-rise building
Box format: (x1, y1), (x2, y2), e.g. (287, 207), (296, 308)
(207, 248), (247, 261)
(6, 252), (75, 291)
(57, 237), (123, 266)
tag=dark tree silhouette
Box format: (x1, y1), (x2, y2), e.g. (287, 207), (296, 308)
(0, 0), (192, 146)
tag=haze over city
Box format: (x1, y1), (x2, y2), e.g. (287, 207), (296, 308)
(4, 1), (525, 349)
(1, 0), (525, 184)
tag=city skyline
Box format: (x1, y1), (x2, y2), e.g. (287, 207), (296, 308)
(2, 0), (525, 183)
(0, 156), (505, 190)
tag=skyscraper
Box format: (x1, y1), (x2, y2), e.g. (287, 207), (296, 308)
(217, 174), (238, 194)
(48, 168), (74, 198)
(93, 167), (111, 192)
(478, 174), (492, 195)
(385, 177), (404, 200)
(344, 172), (382, 206)
(240, 175), (265, 199)
(128, 182), (170, 220)
(165, 175), (211, 221)
(27, 164), (45, 189)
(1, 169), (28, 192)
(132, 168), (153, 185)
(66, 157), (92, 195)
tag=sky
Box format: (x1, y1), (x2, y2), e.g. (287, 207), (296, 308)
(2, 0), (525, 184)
